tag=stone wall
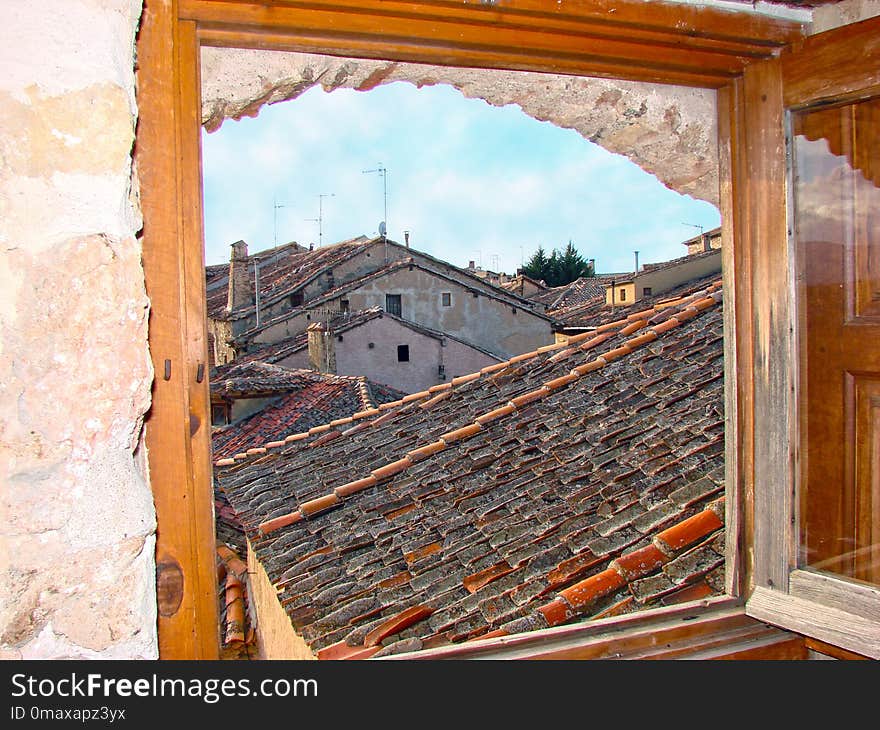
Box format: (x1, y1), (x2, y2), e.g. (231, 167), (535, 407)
(0, 1), (157, 659)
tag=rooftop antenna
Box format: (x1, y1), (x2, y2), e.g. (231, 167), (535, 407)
(682, 222), (704, 236)
(363, 164), (388, 261)
(304, 192), (335, 247)
(273, 198), (291, 249)
(253, 255), (263, 327)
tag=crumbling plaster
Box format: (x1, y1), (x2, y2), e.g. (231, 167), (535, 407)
(201, 49), (722, 207)
(0, 0), (156, 659)
(198, 0), (880, 210)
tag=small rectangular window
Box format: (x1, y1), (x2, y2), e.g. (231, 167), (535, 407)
(290, 291), (304, 307)
(397, 344), (409, 362)
(340, 299), (349, 313)
(642, 287), (652, 296)
(441, 292), (451, 307)
(620, 289), (627, 302)
(211, 404), (229, 426)
(386, 294), (402, 317)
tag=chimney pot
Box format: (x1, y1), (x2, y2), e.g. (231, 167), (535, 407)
(227, 240), (254, 313)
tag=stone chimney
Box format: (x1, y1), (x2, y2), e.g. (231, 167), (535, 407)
(226, 240), (253, 312)
(307, 322), (336, 374)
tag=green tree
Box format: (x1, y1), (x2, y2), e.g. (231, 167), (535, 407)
(521, 241), (593, 287)
(521, 245), (549, 283)
(557, 240), (593, 284)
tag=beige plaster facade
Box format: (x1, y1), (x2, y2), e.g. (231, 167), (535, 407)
(315, 314), (502, 394)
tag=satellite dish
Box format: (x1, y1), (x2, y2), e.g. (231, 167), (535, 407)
(378, 221), (387, 236)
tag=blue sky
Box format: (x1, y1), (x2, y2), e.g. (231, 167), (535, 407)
(201, 82), (720, 275)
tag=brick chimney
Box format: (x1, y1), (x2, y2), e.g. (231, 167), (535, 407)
(307, 322), (336, 374)
(227, 240), (253, 312)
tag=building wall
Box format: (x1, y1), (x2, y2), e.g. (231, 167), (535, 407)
(605, 282), (637, 307)
(0, 1), (157, 659)
(334, 267), (552, 358)
(208, 318), (236, 366)
(333, 316), (500, 393)
(275, 350), (311, 371)
(634, 251), (722, 300)
(247, 541), (315, 660)
(243, 240), (531, 335)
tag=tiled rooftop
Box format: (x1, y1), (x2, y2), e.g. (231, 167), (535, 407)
(211, 360), (330, 396)
(206, 236), (371, 320)
(550, 271), (723, 329)
(211, 366), (406, 460)
(531, 275), (619, 310)
(215, 278), (726, 658)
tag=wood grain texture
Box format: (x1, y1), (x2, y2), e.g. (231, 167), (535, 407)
(137, 0), (219, 659)
(183, 0), (806, 88)
(375, 602), (806, 660)
(789, 569), (880, 624)
(742, 56), (795, 594)
(718, 79), (748, 599)
(782, 15), (880, 108)
(748, 586), (880, 659)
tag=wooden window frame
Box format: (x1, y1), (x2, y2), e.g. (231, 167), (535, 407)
(136, 0), (833, 659)
(739, 18), (880, 660)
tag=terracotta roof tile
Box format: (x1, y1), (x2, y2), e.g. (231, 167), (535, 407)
(216, 277), (729, 657)
(370, 457), (413, 481)
(440, 423), (483, 444)
(363, 605), (434, 647)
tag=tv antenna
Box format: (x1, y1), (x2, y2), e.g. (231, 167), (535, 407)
(305, 192), (335, 247)
(273, 198), (292, 249)
(682, 222), (704, 236)
(363, 164), (389, 260)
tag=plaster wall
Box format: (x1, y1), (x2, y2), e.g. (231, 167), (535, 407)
(333, 316), (500, 394)
(811, 0), (880, 32)
(243, 240), (531, 335)
(634, 251), (722, 299)
(0, 1), (156, 658)
(247, 541), (315, 660)
(275, 350), (311, 371)
(335, 267), (553, 358)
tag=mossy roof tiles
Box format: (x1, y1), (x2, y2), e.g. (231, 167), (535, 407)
(216, 278), (727, 657)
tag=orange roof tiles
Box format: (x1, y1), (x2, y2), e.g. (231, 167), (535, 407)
(216, 278), (729, 658)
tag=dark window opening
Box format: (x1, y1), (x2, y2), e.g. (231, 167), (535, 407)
(386, 294), (402, 317)
(290, 291), (304, 307)
(211, 403), (230, 426)
(441, 292), (451, 307)
(397, 344), (409, 362)
(340, 299), (349, 313)
(642, 287), (652, 296)
(620, 289), (627, 302)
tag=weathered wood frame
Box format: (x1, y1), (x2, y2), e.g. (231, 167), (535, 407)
(136, 0), (874, 660)
(742, 17), (880, 660)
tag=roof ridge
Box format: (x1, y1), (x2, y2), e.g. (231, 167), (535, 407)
(214, 279), (722, 467)
(229, 285), (723, 537)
